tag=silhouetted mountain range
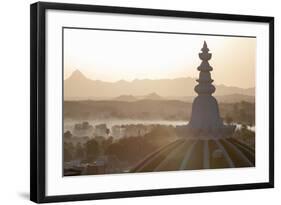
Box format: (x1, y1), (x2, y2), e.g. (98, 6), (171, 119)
(64, 70), (255, 101)
(113, 93), (254, 103)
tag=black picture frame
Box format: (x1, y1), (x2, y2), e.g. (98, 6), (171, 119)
(30, 2), (274, 203)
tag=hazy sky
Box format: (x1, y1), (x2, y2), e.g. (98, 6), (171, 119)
(64, 28), (256, 88)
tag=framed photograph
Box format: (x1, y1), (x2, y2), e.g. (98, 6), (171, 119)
(30, 2), (274, 203)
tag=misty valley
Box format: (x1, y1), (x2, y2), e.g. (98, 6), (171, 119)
(64, 99), (255, 176)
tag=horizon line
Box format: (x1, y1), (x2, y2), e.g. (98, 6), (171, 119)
(64, 70), (255, 89)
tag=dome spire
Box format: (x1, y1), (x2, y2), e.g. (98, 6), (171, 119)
(194, 41), (215, 95)
(188, 41), (229, 136)
(201, 40), (209, 53)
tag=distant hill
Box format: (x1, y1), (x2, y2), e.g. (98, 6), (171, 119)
(114, 95), (137, 102)
(143, 92), (163, 100)
(64, 70), (255, 100)
(113, 93), (163, 101)
(113, 93), (254, 103)
(180, 94), (255, 103)
(64, 99), (255, 125)
(215, 94), (255, 103)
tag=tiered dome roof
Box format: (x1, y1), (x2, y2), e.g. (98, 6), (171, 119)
(131, 138), (254, 172)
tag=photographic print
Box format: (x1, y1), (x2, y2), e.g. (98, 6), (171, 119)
(63, 28), (256, 176)
(30, 2), (273, 202)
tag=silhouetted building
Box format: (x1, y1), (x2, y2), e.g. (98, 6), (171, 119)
(94, 124), (109, 137)
(131, 42), (254, 172)
(73, 121), (94, 136)
(187, 41), (235, 137)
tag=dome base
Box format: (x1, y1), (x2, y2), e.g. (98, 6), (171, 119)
(189, 95), (223, 130)
(176, 124), (236, 138)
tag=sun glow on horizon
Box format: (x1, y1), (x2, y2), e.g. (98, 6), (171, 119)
(64, 28), (256, 88)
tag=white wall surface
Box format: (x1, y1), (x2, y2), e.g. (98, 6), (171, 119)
(0, 0), (279, 204)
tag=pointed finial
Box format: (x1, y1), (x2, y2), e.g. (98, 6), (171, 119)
(201, 41), (209, 53)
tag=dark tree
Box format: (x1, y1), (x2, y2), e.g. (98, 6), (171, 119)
(75, 142), (85, 159)
(64, 142), (74, 162)
(85, 139), (99, 161)
(64, 130), (72, 139)
(225, 114), (233, 124)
